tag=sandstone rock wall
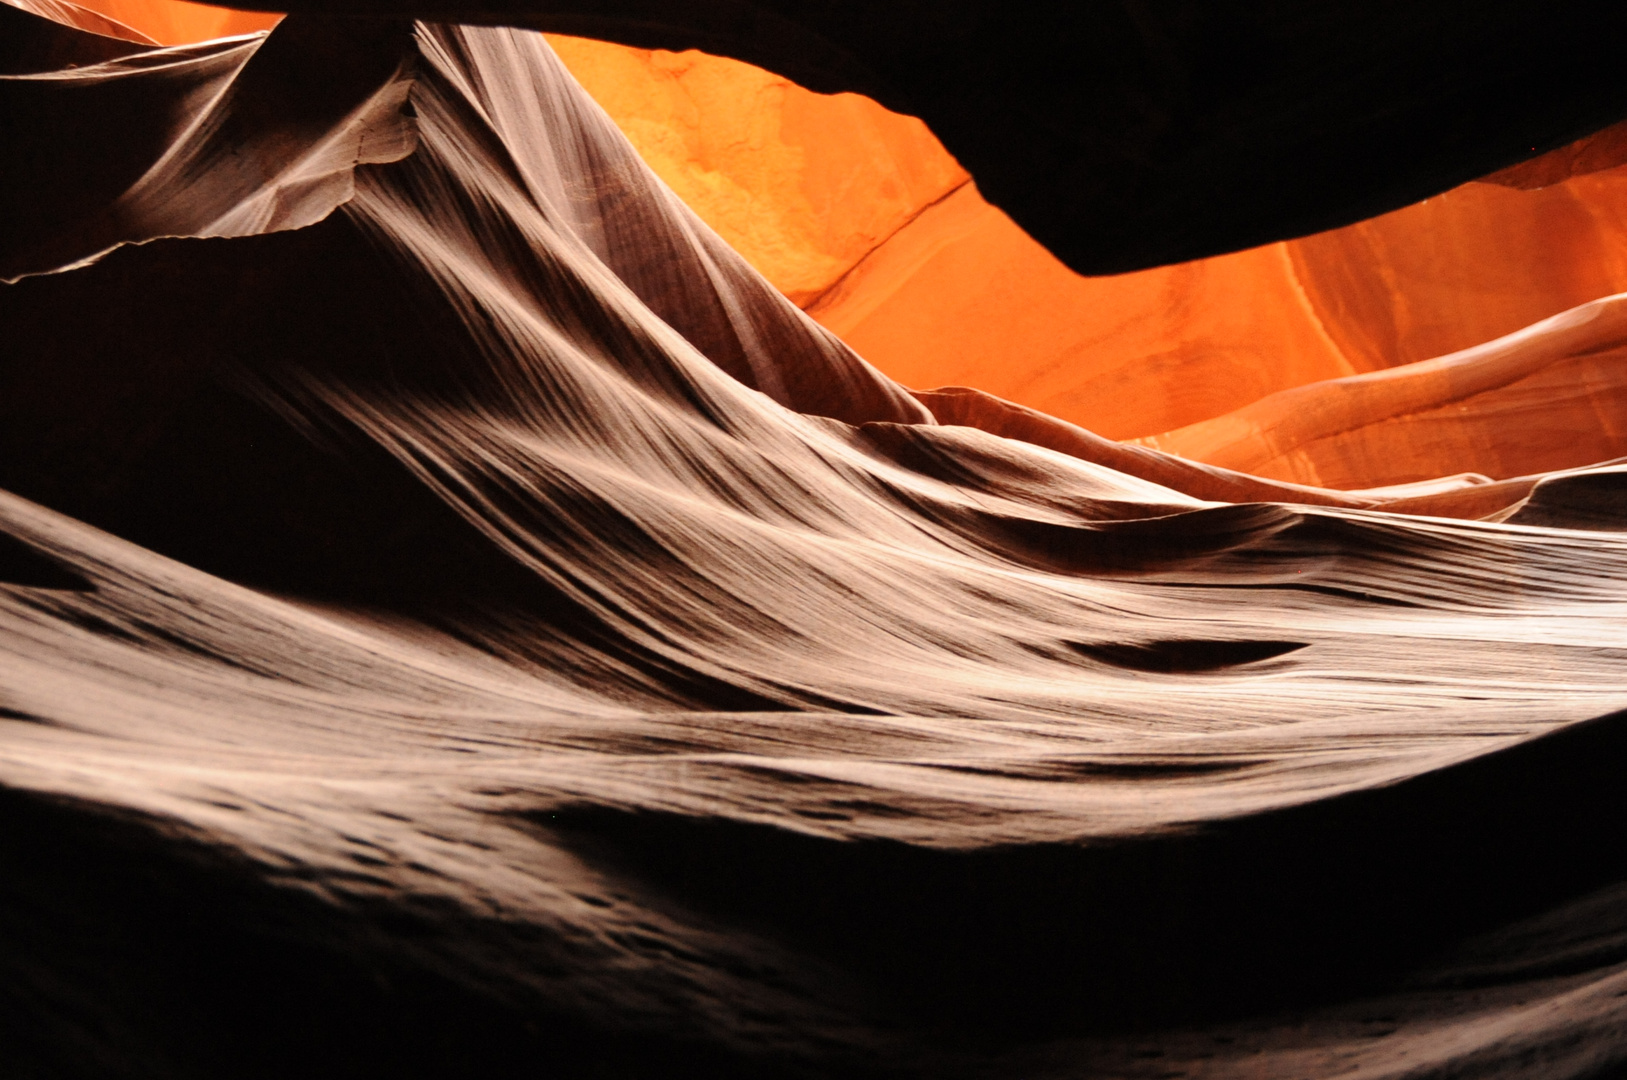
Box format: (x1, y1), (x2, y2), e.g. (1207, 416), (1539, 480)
(37, 0), (1627, 488)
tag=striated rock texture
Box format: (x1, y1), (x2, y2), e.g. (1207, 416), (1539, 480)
(7, 10), (1627, 1079)
(829, 168), (1627, 444)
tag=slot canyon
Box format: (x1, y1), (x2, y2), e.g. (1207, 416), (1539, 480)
(6, 1), (1627, 1077)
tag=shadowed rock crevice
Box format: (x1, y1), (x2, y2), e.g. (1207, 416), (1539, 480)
(0, 788), (815, 1080)
(549, 707), (1627, 1038)
(0, 533), (91, 591)
(1067, 638), (1307, 673)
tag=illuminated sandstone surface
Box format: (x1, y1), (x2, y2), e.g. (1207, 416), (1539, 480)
(7, 7), (1627, 1080)
(1139, 294), (1627, 490)
(553, 40), (1627, 453)
(545, 35), (967, 308)
(3, 0), (156, 41)
(557, 40), (1627, 495)
(58, 0), (272, 42)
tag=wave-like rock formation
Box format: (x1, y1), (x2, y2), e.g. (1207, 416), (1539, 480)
(8, 9), (1627, 1079)
(545, 34), (968, 309)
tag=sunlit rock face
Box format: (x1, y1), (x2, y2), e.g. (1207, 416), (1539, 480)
(554, 39), (1627, 472)
(545, 36), (968, 308)
(555, 39), (1354, 433)
(45, 0), (275, 43)
(1137, 296), (1627, 490)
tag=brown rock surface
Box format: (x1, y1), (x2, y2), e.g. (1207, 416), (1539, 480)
(1481, 117), (1627, 190)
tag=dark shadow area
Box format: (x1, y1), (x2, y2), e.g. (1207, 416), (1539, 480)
(0, 533), (92, 591)
(0, 787), (848, 1080)
(1068, 638), (1306, 673)
(0, 221), (797, 713)
(1509, 467), (1627, 530)
(551, 706), (1627, 1043)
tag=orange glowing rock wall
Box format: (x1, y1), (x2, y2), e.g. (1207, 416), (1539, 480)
(553, 35), (1627, 451)
(817, 169), (1627, 441)
(61, 0), (276, 44)
(545, 36), (969, 308)
(1136, 296), (1627, 491)
(805, 187), (1363, 441)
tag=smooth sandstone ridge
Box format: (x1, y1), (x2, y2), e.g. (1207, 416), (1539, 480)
(544, 34), (969, 309)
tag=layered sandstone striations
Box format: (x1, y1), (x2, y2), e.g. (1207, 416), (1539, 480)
(841, 169), (1627, 444)
(1138, 294), (1627, 490)
(545, 35), (967, 308)
(6, 9), (1627, 1080)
